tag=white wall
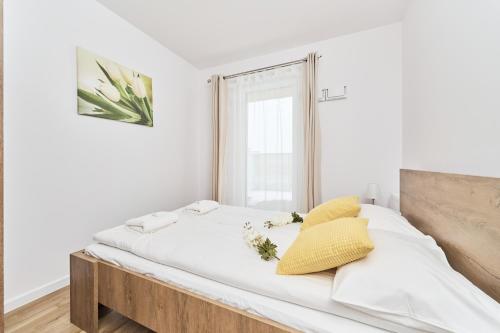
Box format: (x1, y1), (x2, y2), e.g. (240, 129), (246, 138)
(198, 24), (402, 208)
(403, 0), (500, 177)
(5, 0), (200, 311)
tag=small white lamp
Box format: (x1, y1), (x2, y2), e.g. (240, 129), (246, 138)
(366, 183), (380, 205)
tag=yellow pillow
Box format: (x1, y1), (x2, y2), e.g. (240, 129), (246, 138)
(301, 196), (361, 231)
(277, 218), (374, 275)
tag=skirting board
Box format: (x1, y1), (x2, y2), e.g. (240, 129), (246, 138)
(4, 275), (69, 313)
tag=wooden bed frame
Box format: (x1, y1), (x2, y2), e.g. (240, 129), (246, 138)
(71, 169), (500, 332)
(70, 251), (299, 333)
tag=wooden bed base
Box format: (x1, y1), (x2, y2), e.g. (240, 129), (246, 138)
(70, 251), (298, 333)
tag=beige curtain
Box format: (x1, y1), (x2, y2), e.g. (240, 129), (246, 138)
(211, 75), (225, 201)
(305, 53), (320, 211)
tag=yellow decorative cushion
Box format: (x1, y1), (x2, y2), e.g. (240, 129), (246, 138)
(301, 196), (361, 231)
(277, 218), (374, 275)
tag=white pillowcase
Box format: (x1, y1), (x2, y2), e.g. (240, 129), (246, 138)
(360, 204), (425, 238)
(331, 230), (500, 333)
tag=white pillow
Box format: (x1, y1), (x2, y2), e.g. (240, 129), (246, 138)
(360, 204), (425, 238)
(331, 230), (500, 333)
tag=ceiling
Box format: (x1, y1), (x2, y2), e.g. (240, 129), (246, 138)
(97, 0), (411, 69)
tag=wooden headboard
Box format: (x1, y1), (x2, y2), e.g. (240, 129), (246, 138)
(400, 169), (500, 303)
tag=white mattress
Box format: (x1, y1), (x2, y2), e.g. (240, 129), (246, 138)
(86, 242), (387, 333)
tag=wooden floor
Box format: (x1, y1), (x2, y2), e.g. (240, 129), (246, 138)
(5, 287), (152, 333)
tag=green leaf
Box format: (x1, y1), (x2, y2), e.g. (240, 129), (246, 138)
(95, 61), (113, 85)
(115, 84), (133, 104)
(130, 95), (145, 114)
(144, 97), (153, 123)
(86, 108), (131, 121)
(257, 238), (279, 261)
(291, 212), (303, 223)
(139, 97), (152, 125)
(125, 85), (135, 96)
(78, 89), (141, 122)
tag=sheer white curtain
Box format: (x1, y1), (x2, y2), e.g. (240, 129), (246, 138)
(220, 64), (306, 212)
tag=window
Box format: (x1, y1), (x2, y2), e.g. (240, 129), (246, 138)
(247, 96), (293, 210)
(221, 65), (306, 212)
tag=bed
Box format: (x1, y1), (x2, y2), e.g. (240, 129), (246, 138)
(70, 169), (500, 333)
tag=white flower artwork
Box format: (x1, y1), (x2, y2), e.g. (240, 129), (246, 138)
(77, 47), (153, 127)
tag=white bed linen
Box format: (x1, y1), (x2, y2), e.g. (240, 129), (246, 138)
(359, 204), (425, 238)
(86, 243), (386, 333)
(93, 205), (344, 316)
(331, 230), (500, 333)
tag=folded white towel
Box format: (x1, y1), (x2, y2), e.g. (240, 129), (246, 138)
(125, 211), (178, 233)
(184, 200), (220, 215)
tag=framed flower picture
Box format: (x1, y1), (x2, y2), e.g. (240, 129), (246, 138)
(76, 47), (153, 127)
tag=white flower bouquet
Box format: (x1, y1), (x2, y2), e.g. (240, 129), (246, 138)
(264, 212), (304, 229)
(243, 222), (279, 261)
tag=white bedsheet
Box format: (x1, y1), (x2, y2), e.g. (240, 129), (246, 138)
(86, 243), (386, 333)
(93, 205), (343, 316)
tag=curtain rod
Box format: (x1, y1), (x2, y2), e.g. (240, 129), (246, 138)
(207, 55), (321, 83)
